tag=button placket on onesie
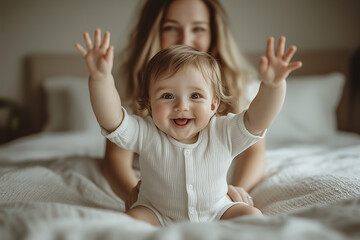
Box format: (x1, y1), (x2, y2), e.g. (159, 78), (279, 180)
(184, 148), (199, 221)
(104, 110), (265, 225)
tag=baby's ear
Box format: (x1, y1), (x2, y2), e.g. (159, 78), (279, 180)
(211, 97), (220, 113)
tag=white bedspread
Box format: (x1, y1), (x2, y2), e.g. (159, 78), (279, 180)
(1, 132), (360, 239)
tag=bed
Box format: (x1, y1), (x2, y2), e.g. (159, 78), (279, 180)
(1, 49), (360, 240)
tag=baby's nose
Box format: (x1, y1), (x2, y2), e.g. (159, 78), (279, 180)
(174, 99), (189, 112)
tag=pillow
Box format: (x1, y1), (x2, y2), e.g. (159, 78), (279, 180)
(266, 72), (345, 147)
(43, 76), (98, 132)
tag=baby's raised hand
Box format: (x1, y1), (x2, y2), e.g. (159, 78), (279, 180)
(259, 37), (302, 87)
(75, 29), (114, 81)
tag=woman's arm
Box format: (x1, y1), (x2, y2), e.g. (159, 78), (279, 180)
(227, 139), (265, 206)
(102, 140), (138, 201)
(232, 138), (266, 191)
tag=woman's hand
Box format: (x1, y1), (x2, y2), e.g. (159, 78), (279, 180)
(75, 28), (114, 81)
(125, 181), (141, 211)
(227, 185), (254, 206)
(259, 36), (302, 87)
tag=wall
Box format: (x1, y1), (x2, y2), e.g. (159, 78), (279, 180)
(0, 0), (359, 105)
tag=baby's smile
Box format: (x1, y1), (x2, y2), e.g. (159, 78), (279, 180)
(172, 118), (192, 127)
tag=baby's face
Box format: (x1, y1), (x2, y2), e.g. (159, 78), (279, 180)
(149, 66), (219, 144)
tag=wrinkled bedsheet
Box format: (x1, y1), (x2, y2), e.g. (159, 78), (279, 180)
(1, 132), (360, 239)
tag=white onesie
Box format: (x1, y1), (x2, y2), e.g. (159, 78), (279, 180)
(103, 108), (265, 226)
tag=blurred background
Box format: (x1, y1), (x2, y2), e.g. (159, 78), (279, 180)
(0, 0), (359, 142)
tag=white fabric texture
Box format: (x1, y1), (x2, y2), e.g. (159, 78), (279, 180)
(253, 132), (360, 215)
(0, 131), (105, 161)
(102, 109), (264, 224)
(1, 132), (359, 239)
(267, 73), (345, 147)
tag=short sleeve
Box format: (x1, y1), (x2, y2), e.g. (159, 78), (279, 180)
(211, 111), (266, 158)
(245, 80), (261, 108)
(100, 108), (144, 153)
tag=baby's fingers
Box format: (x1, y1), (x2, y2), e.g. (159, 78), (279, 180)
(100, 32), (111, 49)
(283, 46), (297, 63)
(105, 46), (114, 62)
(275, 36), (285, 57)
(94, 29), (101, 48)
(75, 43), (87, 56)
(287, 61), (303, 71)
(83, 32), (93, 50)
(258, 56), (268, 75)
(266, 37), (275, 60)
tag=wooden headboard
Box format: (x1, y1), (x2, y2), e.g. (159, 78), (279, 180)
(24, 49), (359, 134)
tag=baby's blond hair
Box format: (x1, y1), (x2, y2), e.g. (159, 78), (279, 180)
(138, 45), (230, 115)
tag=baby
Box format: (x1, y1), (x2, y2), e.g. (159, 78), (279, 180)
(75, 29), (302, 226)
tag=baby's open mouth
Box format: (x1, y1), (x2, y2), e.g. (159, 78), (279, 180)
(173, 118), (190, 126)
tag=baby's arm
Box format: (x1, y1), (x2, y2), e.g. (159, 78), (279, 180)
(244, 37), (302, 135)
(75, 29), (123, 132)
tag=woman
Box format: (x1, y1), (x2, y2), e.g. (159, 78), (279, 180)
(103, 0), (266, 210)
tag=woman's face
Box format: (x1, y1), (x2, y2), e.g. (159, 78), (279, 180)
(160, 0), (212, 53)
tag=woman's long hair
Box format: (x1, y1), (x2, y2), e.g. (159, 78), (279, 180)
(119, 0), (257, 116)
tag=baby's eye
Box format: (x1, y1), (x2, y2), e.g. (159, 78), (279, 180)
(162, 93), (174, 99)
(191, 93), (201, 99)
